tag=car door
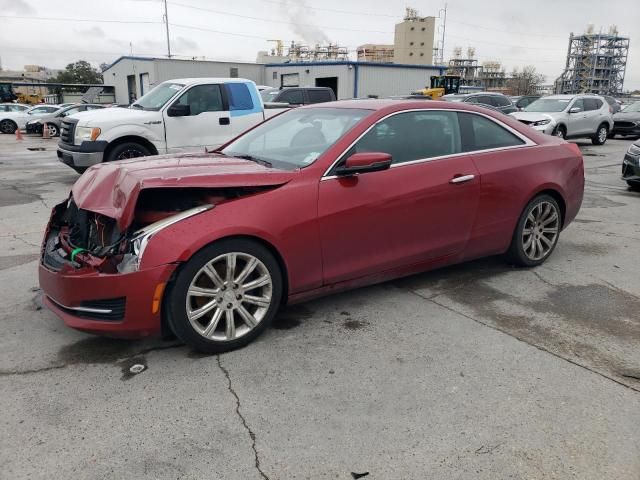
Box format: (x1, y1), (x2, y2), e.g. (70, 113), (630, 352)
(318, 110), (480, 285)
(566, 98), (589, 136)
(163, 83), (231, 152)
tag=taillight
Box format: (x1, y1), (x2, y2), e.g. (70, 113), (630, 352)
(609, 106), (613, 113)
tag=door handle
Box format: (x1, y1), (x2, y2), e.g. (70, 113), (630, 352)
(450, 174), (475, 184)
(219, 117), (230, 125)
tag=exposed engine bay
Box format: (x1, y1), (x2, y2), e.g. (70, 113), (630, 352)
(41, 187), (269, 274)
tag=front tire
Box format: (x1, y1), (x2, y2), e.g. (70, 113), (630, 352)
(167, 239), (283, 353)
(105, 142), (151, 161)
(506, 195), (562, 267)
(553, 125), (566, 139)
(45, 123), (59, 137)
(592, 124), (608, 145)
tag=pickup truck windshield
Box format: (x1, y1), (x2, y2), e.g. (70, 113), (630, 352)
(221, 107), (371, 170)
(133, 82), (185, 111)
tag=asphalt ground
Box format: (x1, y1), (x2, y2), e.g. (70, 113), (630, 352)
(0, 132), (639, 479)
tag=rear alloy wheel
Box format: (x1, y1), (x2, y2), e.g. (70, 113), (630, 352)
(507, 195), (561, 267)
(554, 125), (566, 139)
(167, 239), (283, 353)
(45, 123), (59, 137)
(0, 119), (17, 134)
(106, 142), (151, 161)
(592, 124), (608, 145)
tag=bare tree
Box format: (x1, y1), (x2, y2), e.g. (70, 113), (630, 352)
(508, 66), (545, 95)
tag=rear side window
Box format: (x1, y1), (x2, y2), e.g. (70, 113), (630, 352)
(308, 89), (333, 103)
(458, 112), (525, 151)
(226, 83), (254, 111)
(583, 98), (602, 111)
(491, 96), (512, 107)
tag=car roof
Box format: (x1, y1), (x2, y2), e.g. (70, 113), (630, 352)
(303, 99), (505, 114)
(160, 78), (255, 85)
(545, 94), (603, 99)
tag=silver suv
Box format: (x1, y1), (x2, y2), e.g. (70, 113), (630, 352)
(510, 94), (613, 145)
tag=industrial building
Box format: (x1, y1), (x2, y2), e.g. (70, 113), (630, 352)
(102, 56), (265, 104)
(102, 56), (444, 104)
(393, 8), (436, 65)
(556, 26), (630, 95)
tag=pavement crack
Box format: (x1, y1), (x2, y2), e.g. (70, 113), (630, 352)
(217, 355), (269, 480)
(530, 269), (556, 287)
(409, 290), (640, 394)
(11, 234), (40, 249)
(0, 364), (66, 377)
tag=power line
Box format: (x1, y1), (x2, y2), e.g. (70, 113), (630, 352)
(0, 15), (161, 25)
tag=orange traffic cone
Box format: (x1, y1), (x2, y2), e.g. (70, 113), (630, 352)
(15, 128), (23, 141)
(42, 122), (50, 139)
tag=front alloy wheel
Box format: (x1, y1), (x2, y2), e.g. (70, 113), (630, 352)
(507, 195), (561, 267)
(0, 119), (17, 134)
(167, 239), (282, 353)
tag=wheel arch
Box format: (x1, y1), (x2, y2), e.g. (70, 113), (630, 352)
(104, 135), (159, 160)
(529, 188), (567, 228)
(159, 233), (291, 338)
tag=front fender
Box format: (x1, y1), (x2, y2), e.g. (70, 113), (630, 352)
(99, 124), (164, 145)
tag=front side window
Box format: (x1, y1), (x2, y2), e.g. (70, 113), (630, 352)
(459, 112), (525, 152)
(133, 82), (184, 111)
(572, 99), (584, 111)
(221, 107), (370, 170)
(173, 84), (224, 115)
(346, 111), (462, 165)
(308, 90), (332, 103)
(60, 107), (82, 117)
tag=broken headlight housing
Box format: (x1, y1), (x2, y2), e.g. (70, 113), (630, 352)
(117, 204), (214, 273)
(532, 119), (551, 126)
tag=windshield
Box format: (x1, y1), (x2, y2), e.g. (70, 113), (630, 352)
(133, 82), (184, 110)
(259, 88), (280, 102)
(221, 107), (371, 170)
(524, 98), (571, 113)
(622, 102), (640, 113)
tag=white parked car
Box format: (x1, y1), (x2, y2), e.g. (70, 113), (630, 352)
(0, 104), (61, 134)
(510, 94), (613, 145)
(57, 78), (288, 173)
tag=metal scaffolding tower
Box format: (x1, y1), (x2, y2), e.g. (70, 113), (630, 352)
(556, 26), (629, 95)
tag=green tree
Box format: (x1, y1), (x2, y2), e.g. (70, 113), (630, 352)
(49, 60), (103, 84)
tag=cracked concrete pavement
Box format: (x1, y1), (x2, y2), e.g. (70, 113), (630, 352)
(0, 134), (639, 479)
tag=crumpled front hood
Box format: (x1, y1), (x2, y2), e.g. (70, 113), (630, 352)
(510, 111), (556, 123)
(71, 153), (296, 230)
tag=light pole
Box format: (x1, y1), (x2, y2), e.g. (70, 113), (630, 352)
(163, 0), (172, 58)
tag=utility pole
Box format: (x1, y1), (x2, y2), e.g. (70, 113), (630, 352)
(439, 3), (447, 65)
(163, 0), (172, 58)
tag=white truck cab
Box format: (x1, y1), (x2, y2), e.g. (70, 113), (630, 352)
(57, 78), (278, 172)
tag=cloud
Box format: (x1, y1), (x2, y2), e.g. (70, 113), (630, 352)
(0, 0), (35, 14)
(76, 26), (106, 38)
(281, 0), (330, 45)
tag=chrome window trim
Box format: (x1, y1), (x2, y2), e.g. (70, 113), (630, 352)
(320, 108), (536, 180)
(48, 296), (112, 314)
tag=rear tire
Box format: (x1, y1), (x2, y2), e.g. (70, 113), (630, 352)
(167, 239), (283, 354)
(105, 142), (151, 162)
(506, 194), (562, 267)
(0, 119), (17, 134)
(591, 124), (608, 145)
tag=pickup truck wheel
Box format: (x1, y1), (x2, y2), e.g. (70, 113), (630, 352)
(167, 239), (283, 354)
(592, 124), (608, 145)
(0, 119), (17, 134)
(106, 142), (151, 161)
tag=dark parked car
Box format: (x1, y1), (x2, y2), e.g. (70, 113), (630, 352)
(39, 100), (584, 353)
(443, 92), (518, 114)
(259, 87), (336, 105)
(603, 95), (621, 114)
(611, 101), (640, 138)
(622, 139), (640, 190)
(511, 95), (541, 111)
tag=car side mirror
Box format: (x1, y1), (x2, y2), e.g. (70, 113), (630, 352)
(167, 104), (191, 117)
(569, 107), (582, 114)
(335, 152), (392, 176)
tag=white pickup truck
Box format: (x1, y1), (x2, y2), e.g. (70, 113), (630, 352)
(57, 78), (285, 173)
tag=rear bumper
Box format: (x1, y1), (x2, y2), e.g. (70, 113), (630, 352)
(39, 262), (176, 338)
(57, 140), (108, 168)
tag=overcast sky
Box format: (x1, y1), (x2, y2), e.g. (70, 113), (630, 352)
(0, 0), (638, 90)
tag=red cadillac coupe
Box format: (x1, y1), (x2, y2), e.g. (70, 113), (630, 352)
(39, 100), (584, 352)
